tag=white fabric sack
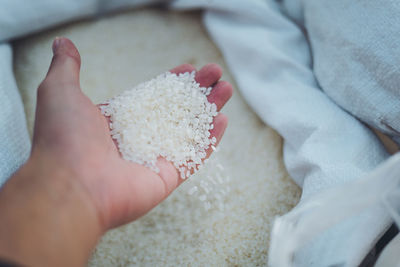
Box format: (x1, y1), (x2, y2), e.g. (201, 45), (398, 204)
(269, 152), (400, 266)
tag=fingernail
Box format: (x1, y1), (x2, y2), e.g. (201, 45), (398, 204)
(52, 37), (63, 54)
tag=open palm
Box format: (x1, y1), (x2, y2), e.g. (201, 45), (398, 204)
(33, 37), (233, 230)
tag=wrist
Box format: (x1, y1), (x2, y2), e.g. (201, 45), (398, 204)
(0, 154), (103, 266)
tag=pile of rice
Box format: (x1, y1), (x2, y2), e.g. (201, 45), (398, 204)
(100, 71), (217, 178)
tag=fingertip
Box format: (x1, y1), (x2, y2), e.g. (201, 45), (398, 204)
(208, 81), (233, 111)
(211, 113), (228, 142)
(195, 63), (223, 87)
(52, 37), (81, 66)
(215, 112), (228, 127)
(217, 112), (228, 122)
(218, 81), (233, 98)
(205, 63), (223, 78)
(203, 113), (228, 160)
(52, 37), (61, 54)
(170, 64), (196, 75)
(44, 37), (81, 87)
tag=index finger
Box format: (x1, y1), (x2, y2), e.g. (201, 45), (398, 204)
(170, 64), (196, 75)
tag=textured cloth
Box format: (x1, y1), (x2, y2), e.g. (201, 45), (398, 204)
(0, 0), (398, 266)
(0, 44), (30, 185)
(284, 1), (400, 145)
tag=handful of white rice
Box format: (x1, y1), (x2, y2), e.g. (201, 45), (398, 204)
(101, 71), (218, 178)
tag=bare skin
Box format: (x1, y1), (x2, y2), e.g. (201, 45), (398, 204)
(0, 37), (232, 266)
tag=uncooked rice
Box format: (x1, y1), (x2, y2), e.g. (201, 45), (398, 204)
(100, 71), (217, 179)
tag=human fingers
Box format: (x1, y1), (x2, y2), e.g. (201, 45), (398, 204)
(172, 63), (231, 111)
(171, 63), (223, 88)
(207, 81), (233, 111)
(195, 63), (222, 87)
(36, 37), (83, 111)
(40, 37), (81, 91)
(34, 37), (84, 143)
(170, 63), (196, 74)
(205, 113), (228, 158)
(156, 112), (228, 186)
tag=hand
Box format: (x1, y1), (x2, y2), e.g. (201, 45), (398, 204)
(0, 37), (232, 266)
(34, 37), (232, 229)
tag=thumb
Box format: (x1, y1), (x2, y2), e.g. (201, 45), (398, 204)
(43, 37), (81, 89)
(33, 38), (85, 146)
